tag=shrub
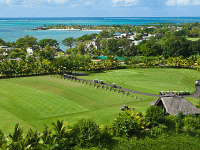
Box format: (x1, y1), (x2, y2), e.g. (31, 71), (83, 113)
(91, 55), (99, 59)
(99, 125), (113, 145)
(150, 124), (168, 136)
(67, 118), (100, 147)
(145, 106), (165, 127)
(0, 130), (7, 149)
(183, 114), (199, 129)
(195, 104), (200, 109)
(175, 111), (184, 133)
(165, 115), (176, 129)
(112, 110), (147, 137)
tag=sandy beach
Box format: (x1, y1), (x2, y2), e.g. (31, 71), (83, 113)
(82, 30), (102, 31)
(48, 29), (102, 31)
(48, 29), (81, 31)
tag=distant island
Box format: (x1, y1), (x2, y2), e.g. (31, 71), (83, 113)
(31, 22), (182, 32)
(31, 24), (105, 31)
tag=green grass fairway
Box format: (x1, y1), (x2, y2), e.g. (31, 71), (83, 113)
(81, 68), (200, 95)
(0, 76), (157, 134)
(184, 97), (200, 105)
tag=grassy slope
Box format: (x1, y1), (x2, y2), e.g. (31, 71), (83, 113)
(0, 76), (156, 134)
(81, 68), (200, 95)
(184, 97), (200, 105)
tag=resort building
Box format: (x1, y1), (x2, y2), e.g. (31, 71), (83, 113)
(150, 93), (200, 116)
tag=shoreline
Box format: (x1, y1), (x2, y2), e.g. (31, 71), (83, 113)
(47, 29), (102, 31)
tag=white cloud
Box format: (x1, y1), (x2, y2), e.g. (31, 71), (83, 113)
(111, 0), (139, 6)
(84, 1), (93, 6)
(166, 0), (200, 6)
(0, 0), (24, 4)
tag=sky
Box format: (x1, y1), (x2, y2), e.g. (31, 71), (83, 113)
(0, 0), (200, 17)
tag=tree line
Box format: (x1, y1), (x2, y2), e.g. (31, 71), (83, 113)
(0, 54), (122, 78)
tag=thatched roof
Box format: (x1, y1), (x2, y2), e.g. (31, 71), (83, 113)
(150, 93), (200, 116)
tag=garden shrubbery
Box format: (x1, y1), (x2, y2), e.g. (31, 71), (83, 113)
(145, 105), (165, 127)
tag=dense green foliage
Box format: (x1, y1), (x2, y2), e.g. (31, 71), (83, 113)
(15, 35), (37, 48)
(145, 106), (165, 127)
(62, 37), (76, 49)
(38, 39), (59, 48)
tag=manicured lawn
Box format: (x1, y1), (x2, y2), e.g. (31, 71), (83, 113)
(184, 97), (200, 105)
(0, 75), (156, 134)
(81, 68), (200, 95)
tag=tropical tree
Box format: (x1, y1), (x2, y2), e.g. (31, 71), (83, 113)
(39, 44), (56, 60)
(16, 35), (37, 48)
(0, 38), (6, 45)
(117, 38), (131, 56)
(145, 106), (165, 127)
(0, 130), (7, 149)
(77, 42), (86, 55)
(41, 126), (56, 149)
(26, 128), (42, 149)
(106, 39), (119, 56)
(9, 124), (24, 149)
(8, 48), (25, 59)
(39, 39), (59, 48)
(67, 118), (100, 147)
(51, 120), (68, 148)
(62, 37), (75, 49)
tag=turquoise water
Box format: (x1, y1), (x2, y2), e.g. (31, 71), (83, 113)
(0, 17), (200, 50)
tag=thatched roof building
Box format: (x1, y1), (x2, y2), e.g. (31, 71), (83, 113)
(150, 93), (200, 116)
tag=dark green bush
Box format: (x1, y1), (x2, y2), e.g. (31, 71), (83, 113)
(112, 110), (147, 137)
(67, 118), (100, 147)
(0, 130), (7, 149)
(183, 114), (200, 130)
(145, 106), (165, 127)
(165, 115), (176, 129)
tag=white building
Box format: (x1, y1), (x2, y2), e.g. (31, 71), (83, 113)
(26, 47), (33, 55)
(0, 46), (12, 56)
(85, 40), (100, 51)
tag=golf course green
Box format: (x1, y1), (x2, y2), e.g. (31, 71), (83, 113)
(81, 68), (200, 95)
(0, 75), (157, 134)
(0, 68), (199, 135)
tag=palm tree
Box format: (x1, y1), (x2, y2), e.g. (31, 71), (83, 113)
(41, 125), (56, 149)
(16, 139), (29, 150)
(9, 124), (23, 149)
(51, 120), (67, 139)
(51, 120), (68, 149)
(0, 129), (7, 148)
(26, 128), (42, 149)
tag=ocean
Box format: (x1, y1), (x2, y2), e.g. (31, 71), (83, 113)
(0, 17), (200, 50)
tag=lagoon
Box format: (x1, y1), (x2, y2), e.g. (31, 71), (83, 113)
(1, 17), (200, 50)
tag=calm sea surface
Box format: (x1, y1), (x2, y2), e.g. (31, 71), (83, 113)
(0, 17), (200, 50)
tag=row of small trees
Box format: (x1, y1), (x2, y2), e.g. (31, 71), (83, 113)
(0, 106), (199, 149)
(2, 54), (200, 78)
(0, 55), (121, 77)
(125, 55), (200, 70)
